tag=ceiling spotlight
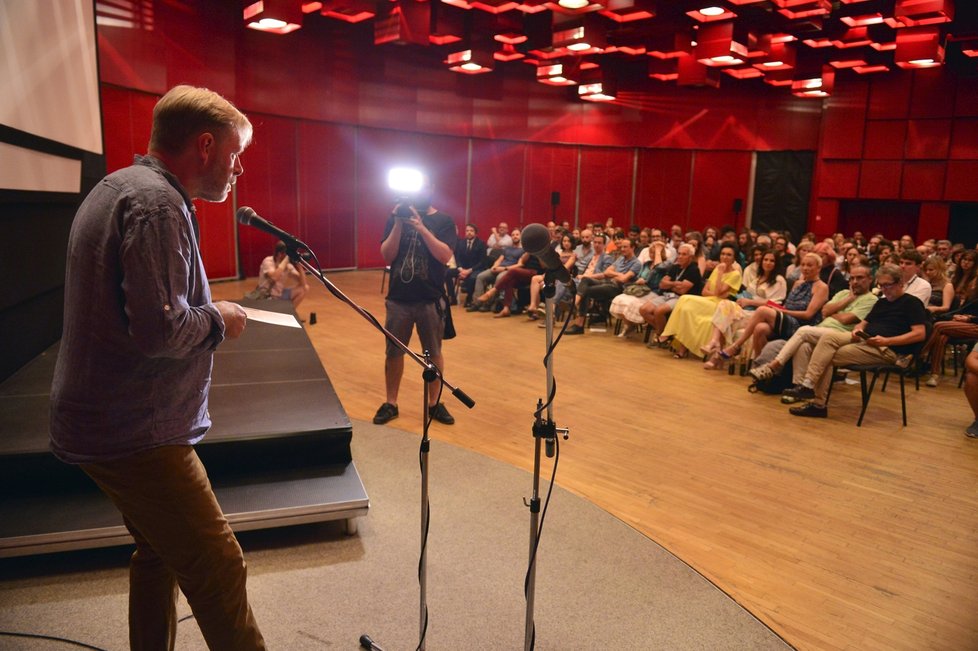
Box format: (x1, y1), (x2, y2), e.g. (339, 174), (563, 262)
(558, 0), (591, 9)
(700, 6), (726, 15)
(244, 0), (303, 34)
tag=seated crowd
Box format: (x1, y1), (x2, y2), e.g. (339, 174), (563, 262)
(450, 221), (978, 436)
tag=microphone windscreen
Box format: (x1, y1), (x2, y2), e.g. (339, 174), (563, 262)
(521, 223), (551, 256)
(236, 206), (257, 225)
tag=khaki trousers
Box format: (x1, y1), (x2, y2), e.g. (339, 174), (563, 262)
(82, 445), (266, 651)
(803, 330), (897, 406)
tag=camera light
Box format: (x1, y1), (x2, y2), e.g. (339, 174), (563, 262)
(387, 167), (424, 194)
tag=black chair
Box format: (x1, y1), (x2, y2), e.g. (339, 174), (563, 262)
(828, 360), (918, 426)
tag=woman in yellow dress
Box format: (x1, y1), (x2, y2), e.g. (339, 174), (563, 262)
(661, 243), (742, 358)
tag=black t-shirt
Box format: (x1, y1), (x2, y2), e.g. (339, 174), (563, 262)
(665, 262), (704, 296)
(383, 210), (458, 302)
(864, 292), (929, 354)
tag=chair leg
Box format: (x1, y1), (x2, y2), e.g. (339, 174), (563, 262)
(856, 370), (881, 427)
(898, 373), (907, 426)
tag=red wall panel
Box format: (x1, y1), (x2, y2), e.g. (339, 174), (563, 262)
(862, 120), (907, 160)
(945, 161), (978, 202)
(196, 202), (237, 280)
(524, 144), (579, 228)
(950, 119), (978, 160)
(813, 199), (840, 236)
(688, 152), (752, 231)
(819, 84), (869, 159)
(297, 121), (358, 270)
(634, 150), (694, 230)
(901, 162), (946, 201)
(234, 114), (299, 279)
(955, 76), (978, 117)
(578, 148), (636, 228)
(817, 160), (861, 198)
(858, 160), (903, 199)
(918, 203), (950, 242)
(468, 139), (527, 231)
(910, 69), (958, 119)
(905, 119), (951, 160)
(867, 73), (913, 120)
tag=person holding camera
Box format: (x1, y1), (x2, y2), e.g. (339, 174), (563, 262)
(374, 179), (458, 426)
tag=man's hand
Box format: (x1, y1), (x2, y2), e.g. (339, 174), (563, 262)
(215, 301), (247, 339)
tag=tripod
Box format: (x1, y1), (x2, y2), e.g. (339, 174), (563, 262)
(286, 245), (473, 651)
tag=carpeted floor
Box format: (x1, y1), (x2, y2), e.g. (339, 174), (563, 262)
(0, 420), (791, 650)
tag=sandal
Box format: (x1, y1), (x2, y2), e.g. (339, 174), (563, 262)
(527, 311), (540, 321)
(719, 345), (740, 360)
(703, 351), (724, 370)
(673, 347), (689, 360)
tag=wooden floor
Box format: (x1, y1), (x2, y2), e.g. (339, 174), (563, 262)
(215, 271), (978, 651)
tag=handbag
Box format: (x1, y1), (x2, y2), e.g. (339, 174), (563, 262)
(623, 284), (652, 297)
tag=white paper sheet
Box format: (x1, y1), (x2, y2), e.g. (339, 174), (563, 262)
(241, 306), (302, 328)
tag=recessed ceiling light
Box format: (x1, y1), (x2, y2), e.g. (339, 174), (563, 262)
(699, 6), (726, 16)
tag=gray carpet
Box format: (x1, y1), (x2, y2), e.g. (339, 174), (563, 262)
(0, 421), (790, 650)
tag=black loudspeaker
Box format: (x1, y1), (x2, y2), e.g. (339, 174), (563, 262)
(551, 191), (561, 206)
(733, 198), (743, 214)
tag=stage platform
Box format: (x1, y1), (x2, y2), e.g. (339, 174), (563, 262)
(0, 299), (369, 557)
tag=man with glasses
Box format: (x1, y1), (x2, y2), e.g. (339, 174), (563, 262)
(749, 265), (879, 399)
(786, 264), (929, 418)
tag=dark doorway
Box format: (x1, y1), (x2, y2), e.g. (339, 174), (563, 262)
(948, 203), (978, 248)
(837, 200), (920, 242)
(750, 151), (815, 242)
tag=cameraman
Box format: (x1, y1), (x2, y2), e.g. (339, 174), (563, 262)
(374, 178), (458, 426)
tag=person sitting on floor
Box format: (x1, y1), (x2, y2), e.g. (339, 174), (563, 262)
(785, 264), (929, 418)
(710, 252), (828, 365)
(250, 240), (309, 308)
(566, 237), (641, 335)
(658, 242), (741, 358)
(748, 265), (878, 396)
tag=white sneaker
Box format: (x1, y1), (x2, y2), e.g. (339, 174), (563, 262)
(925, 374), (939, 387)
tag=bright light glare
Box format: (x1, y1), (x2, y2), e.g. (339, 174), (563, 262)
(388, 168), (424, 193)
(257, 18), (287, 28)
(699, 6), (725, 16)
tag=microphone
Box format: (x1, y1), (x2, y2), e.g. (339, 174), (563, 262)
(236, 206), (305, 249)
(521, 223), (570, 284)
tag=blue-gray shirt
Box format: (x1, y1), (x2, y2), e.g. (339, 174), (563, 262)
(612, 255), (642, 280)
(50, 155), (225, 463)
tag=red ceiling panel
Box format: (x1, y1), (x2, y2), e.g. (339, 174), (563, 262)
(862, 120), (908, 159)
(858, 159), (903, 198)
(905, 118), (951, 159)
(900, 161), (946, 200)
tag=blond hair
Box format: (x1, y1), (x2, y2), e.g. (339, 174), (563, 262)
(148, 85), (252, 154)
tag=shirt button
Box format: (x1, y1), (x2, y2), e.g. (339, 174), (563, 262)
(163, 304), (172, 311)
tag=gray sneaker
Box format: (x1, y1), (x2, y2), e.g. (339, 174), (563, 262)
(966, 421), (978, 438)
(749, 364), (775, 382)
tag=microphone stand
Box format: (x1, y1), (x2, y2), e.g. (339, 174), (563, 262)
(524, 272), (570, 651)
(283, 245), (474, 651)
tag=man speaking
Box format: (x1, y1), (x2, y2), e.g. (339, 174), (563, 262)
(50, 85), (266, 650)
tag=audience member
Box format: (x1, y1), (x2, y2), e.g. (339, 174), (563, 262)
(660, 242), (742, 358)
(922, 255), (955, 317)
(898, 249), (932, 306)
(486, 221), (513, 252)
(447, 223), (486, 307)
(252, 240), (309, 308)
(785, 264), (928, 418)
(716, 252), (828, 362)
(468, 228), (521, 312)
(748, 265), (878, 394)
(566, 238), (641, 335)
(639, 243), (704, 344)
(963, 348), (978, 438)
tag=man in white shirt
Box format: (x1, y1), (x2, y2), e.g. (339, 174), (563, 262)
(899, 249), (932, 307)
